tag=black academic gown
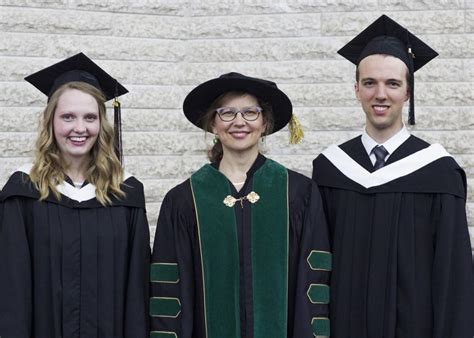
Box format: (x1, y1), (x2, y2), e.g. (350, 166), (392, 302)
(0, 169), (150, 338)
(312, 135), (474, 338)
(150, 154), (331, 338)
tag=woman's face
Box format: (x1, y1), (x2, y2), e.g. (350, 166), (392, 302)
(53, 88), (100, 165)
(212, 94), (267, 155)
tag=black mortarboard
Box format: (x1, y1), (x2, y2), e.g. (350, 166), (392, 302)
(25, 52), (128, 162)
(338, 15), (439, 124)
(24, 52), (128, 101)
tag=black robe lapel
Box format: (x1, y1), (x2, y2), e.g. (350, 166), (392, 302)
(339, 136), (375, 172)
(385, 135), (430, 164)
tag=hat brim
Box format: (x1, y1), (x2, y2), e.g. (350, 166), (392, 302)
(183, 77), (292, 134)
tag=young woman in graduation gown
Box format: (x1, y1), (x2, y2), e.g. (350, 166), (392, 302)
(149, 72), (331, 338)
(0, 53), (150, 338)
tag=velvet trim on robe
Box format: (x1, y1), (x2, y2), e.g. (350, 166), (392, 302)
(189, 159), (289, 338)
(150, 154), (331, 338)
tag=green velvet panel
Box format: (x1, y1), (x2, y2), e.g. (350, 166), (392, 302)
(150, 263), (179, 283)
(190, 165), (241, 338)
(150, 331), (177, 338)
(149, 297), (181, 318)
(307, 284), (330, 304)
(252, 159), (288, 338)
(307, 250), (332, 271)
(311, 317), (330, 336)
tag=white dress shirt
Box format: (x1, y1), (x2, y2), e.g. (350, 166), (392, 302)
(361, 125), (411, 165)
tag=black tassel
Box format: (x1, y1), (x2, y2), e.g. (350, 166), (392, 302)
(408, 47), (415, 125)
(113, 97), (123, 164)
(406, 29), (416, 125)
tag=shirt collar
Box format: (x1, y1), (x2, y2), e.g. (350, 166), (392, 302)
(361, 124), (411, 157)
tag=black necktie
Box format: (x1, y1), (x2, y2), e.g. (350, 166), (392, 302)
(372, 145), (389, 170)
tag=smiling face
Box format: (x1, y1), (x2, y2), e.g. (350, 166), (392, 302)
(355, 54), (409, 140)
(212, 94), (267, 156)
(53, 88), (100, 166)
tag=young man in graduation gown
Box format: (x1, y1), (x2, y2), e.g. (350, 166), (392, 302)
(312, 15), (474, 338)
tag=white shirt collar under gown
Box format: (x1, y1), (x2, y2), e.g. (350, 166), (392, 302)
(16, 163), (132, 203)
(361, 125), (411, 165)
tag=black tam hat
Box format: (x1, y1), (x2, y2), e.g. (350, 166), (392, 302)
(25, 52), (128, 162)
(337, 15), (438, 125)
(183, 72), (304, 143)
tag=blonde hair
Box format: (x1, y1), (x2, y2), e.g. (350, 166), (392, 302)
(29, 81), (125, 205)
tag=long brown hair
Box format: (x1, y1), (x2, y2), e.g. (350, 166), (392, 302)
(199, 91), (275, 163)
(29, 81), (125, 205)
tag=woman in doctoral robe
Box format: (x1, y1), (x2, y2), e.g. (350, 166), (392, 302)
(0, 53), (150, 338)
(149, 72), (331, 338)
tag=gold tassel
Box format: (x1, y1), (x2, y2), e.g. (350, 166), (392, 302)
(288, 114), (304, 144)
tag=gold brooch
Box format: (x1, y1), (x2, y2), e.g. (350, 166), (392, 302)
(223, 191), (260, 208)
(246, 191), (260, 203)
(223, 195), (238, 207)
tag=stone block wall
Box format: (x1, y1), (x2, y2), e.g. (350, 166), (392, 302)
(0, 2), (473, 254)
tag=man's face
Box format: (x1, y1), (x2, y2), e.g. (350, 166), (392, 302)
(355, 54), (409, 138)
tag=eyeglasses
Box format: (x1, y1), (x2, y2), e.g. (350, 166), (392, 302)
(215, 106), (262, 122)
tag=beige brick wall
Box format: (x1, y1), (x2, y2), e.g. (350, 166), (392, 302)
(0, 2), (473, 253)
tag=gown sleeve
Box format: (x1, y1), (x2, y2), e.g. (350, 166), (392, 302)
(291, 180), (332, 338)
(432, 193), (474, 337)
(150, 184), (197, 338)
(124, 205), (151, 337)
(0, 197), (32, 338)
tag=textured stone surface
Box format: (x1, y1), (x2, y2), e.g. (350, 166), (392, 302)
(457, 155), (474, 176)
(0, 157), (32, 186)
(0, 107), (42, 132)
(467, 203), (474, 234)
(0, 32), (185, 61)
(185, 37), (345, 62)
(322, 10), (466, 35)
(122, 131), (207, 155)
(124, 154), (207, 179)
(0, 132), (35, 157)
(430, 34), (474, 58)
(378, 0), (465, 10)
(182, 60), (354, 84)
(467, 10), (474, 32)
(0, 4), (472, 255)
(468, 179), (474, 203)
(0, 7), (186, 39)
(141, 178), (182, 202)
(0, 0), (66, 8)
(69, 0), (186, 15)
(188, 13), (322, 39)
(121, 109), (195, 132)
(284, 0), (379, 12)
(415, 130), (474, 154)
